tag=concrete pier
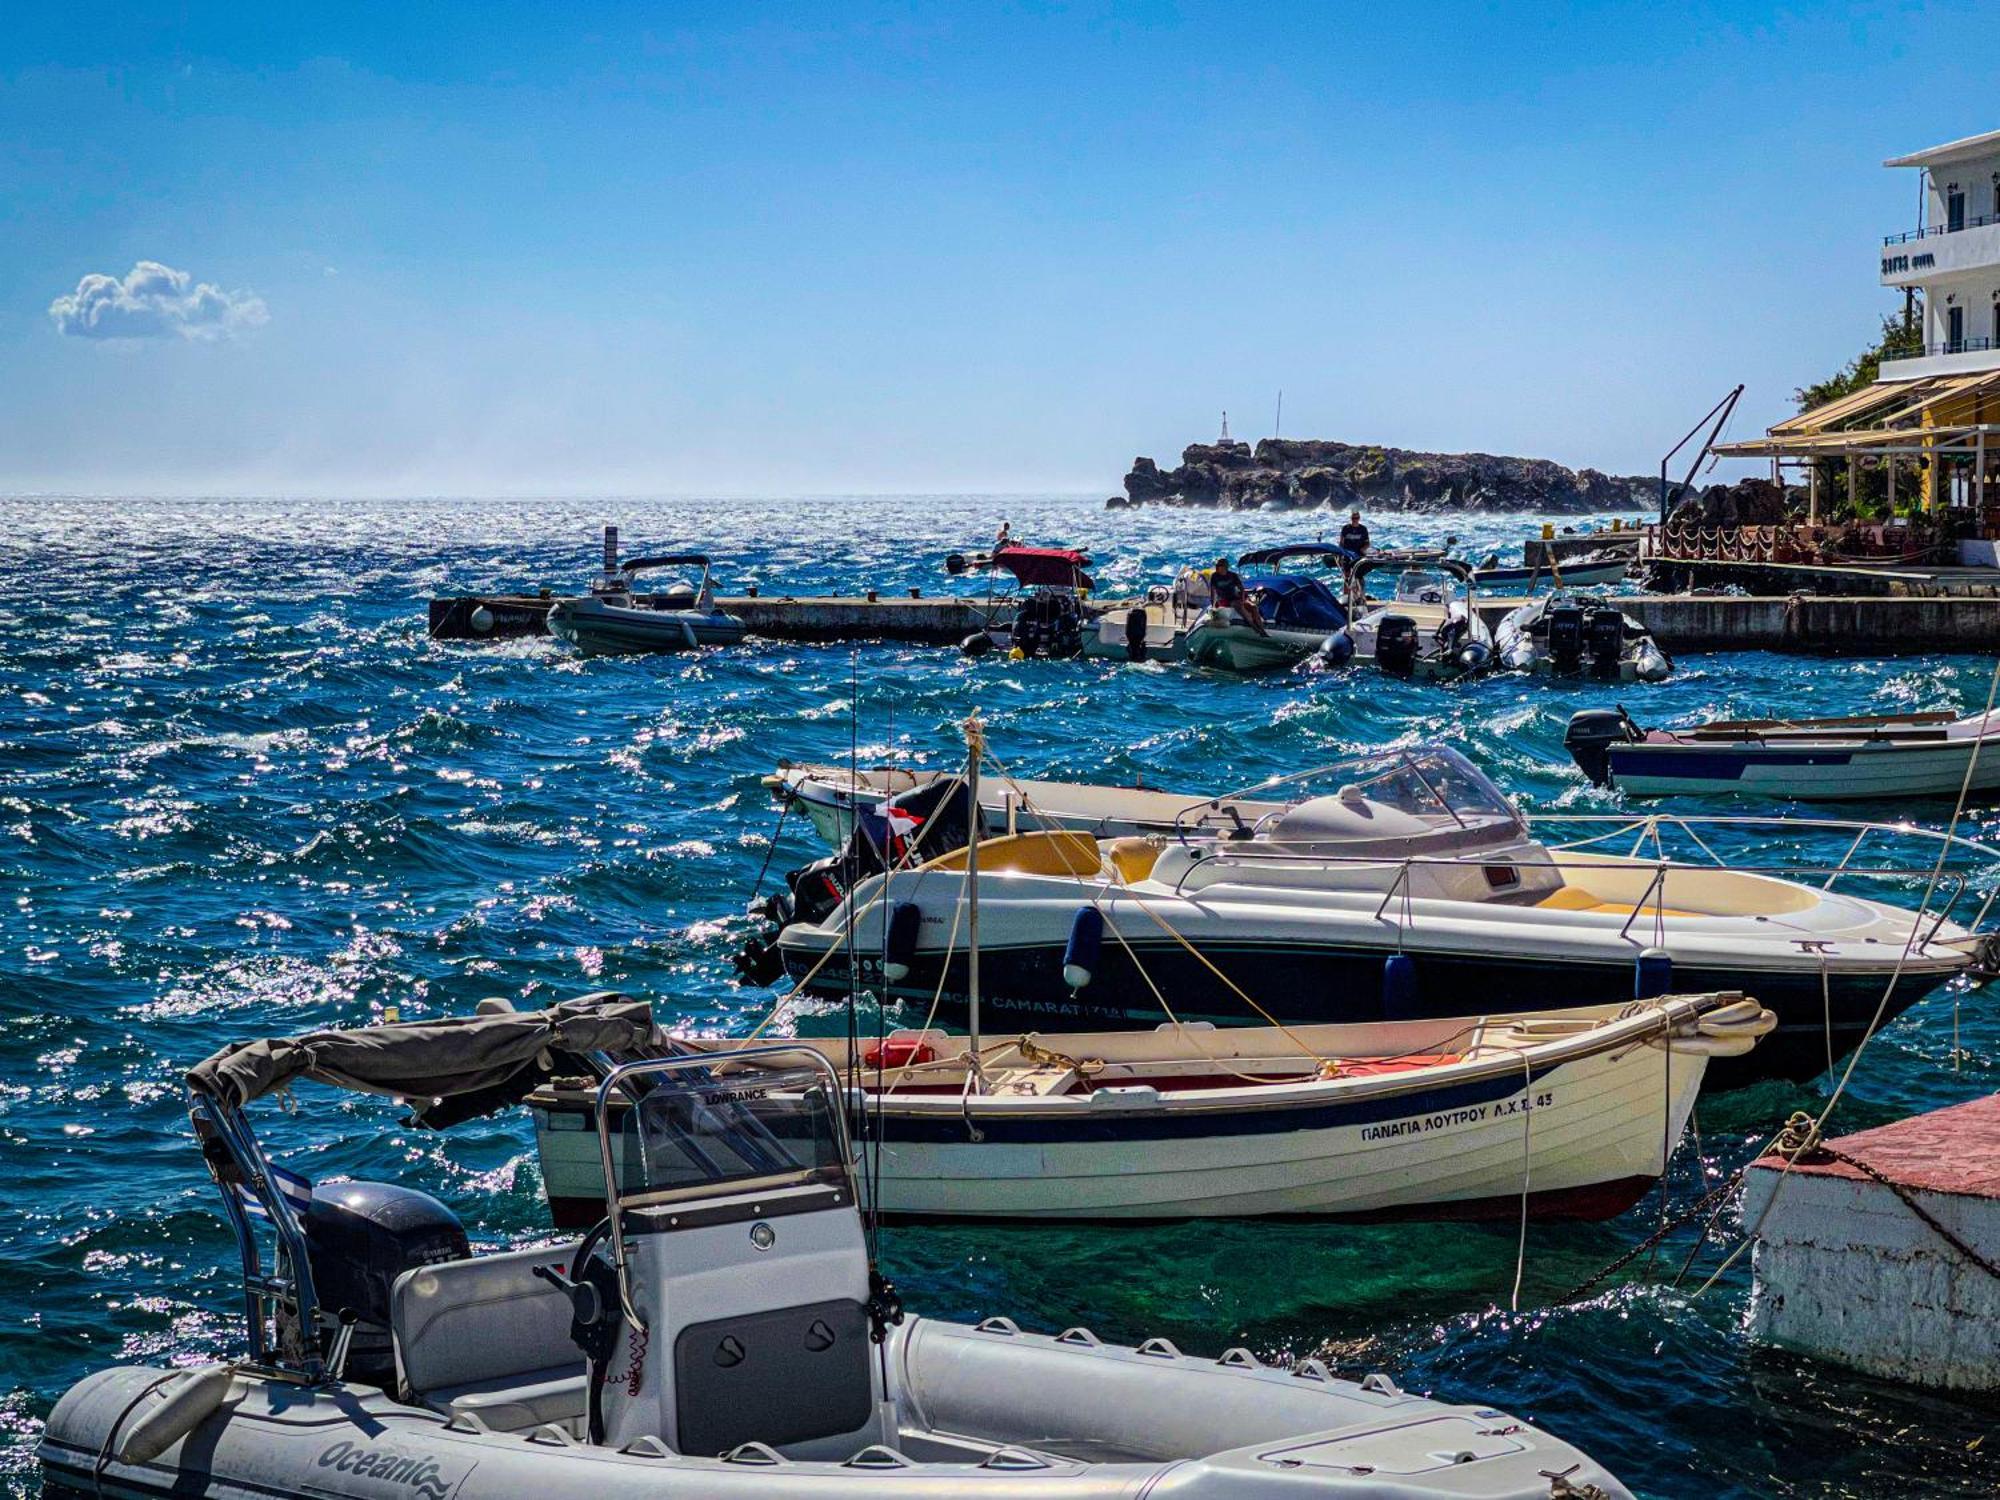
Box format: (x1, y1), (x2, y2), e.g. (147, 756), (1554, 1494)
(1744, 1096), (2000, 1392)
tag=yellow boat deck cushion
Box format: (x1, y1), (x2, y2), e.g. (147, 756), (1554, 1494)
(922, 829), (1103, 878)
(1535, 886), (1699, 919)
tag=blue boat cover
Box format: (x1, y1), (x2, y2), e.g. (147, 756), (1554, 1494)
(1243, 573), (1348, 631)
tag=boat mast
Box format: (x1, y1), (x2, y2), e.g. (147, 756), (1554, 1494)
(965, 711), (984, 1091)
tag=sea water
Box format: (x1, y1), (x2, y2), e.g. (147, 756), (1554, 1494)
(4, 494), (1998, 1498)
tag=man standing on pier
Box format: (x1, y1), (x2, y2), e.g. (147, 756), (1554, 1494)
(1339, 510), (1371, 556)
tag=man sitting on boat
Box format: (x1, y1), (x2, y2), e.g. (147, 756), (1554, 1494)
(1208, 556), (1268, 635)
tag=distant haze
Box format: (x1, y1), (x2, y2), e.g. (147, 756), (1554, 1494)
(1, 2), (1991, 496)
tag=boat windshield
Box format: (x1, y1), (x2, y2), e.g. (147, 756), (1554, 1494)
(1392, 568), (1459, 604)
(1243, 746), (1527, 856)
(1344, 748), (1518, 832)
(611, 1063), (851, 1203)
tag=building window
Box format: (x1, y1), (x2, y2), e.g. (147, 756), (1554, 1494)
(1947, 188), (1967, 233)
(1947, 304), (1965, 352)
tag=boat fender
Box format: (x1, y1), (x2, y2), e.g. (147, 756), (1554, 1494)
(1454, 639), (1491, 675)
(1320, 628), (1355, 667)
(1634, 947), (1672, 1000)
(469, 604), (494, 635)
(883, 901), (921, 983)
(1124, 607), (1148, 663)
(112, 1364), (238, 1466)
(1063, 906), (1103, 990)
(1381, 953), (1419, 1020)
(862, 1036), (938, 1069)
(959, 631), (994, 658)
(1008, 646), (1027, 661)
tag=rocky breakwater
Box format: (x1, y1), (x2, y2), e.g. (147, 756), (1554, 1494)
(1112, 437), (1654, 513)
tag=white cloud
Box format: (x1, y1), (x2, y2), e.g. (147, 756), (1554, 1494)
(48, 261), (269, 342)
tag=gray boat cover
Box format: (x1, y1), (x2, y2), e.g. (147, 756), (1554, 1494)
(186, 994), (655, 1112)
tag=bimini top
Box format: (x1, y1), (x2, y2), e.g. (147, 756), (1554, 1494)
(1237, 543), (1358, 571)
(1260, 746), (1526, 857)
(187, 993), (655, 1119)
(1241, 572), (1348, 631)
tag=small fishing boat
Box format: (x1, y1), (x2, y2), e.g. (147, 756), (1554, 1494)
(948, 541), (1093, 658)
(533, 994), (1772, 1227)
(1566, 704), (2000, 800)
(1470, 550), (1631, 594)
(1082, 547), (1354, 671)
(546, 534), (746, 655)
(1495, 593), (1671, 682)
(763, 761), (1278, 848)
(1346, 559), (1494, 681)
(41, 997), (1638, 1500)
(764, 742), (1998, 1084)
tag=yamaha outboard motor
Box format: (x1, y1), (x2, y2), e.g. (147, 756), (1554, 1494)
(783, 777), (979, 928)
(1376, 614), (1420, 677)
(1586, 607), (1626, 679)
(302, 1181), (468, 1388)
(1546, 604), (1586, 674)
(1564, 707), (1642, 788)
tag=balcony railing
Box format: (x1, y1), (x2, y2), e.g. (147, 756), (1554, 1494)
(1913, 337), (2000, 358)
(1885, 213), (2000, 244)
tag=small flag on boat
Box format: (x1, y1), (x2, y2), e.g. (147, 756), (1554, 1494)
(236, 1161), (314, 1220)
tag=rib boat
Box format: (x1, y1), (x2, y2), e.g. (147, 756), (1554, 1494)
(40, 997), (1637, 1500)
(948, 541), (1094, 659)
(1346, 560), (1494, 681)
(1566, 704), (2000, 800)
(1081, 547), (1354, 671)
(1494, 593), (1671, 682)
(763, 745), (1996, 1084)
(532, 994), (1772, 1227)
(546, 547), (747, 655)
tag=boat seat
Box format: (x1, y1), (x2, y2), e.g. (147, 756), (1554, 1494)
(921, 830), (1102, 878)
(426, 1366), (587, 1433)
(391, 1242), (585, 1432)
(1534, 887), (1699, 919)
(1105, 837), (1162, 884)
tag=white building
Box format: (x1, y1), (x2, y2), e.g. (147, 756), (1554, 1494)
(1880, 128), (2000, 380)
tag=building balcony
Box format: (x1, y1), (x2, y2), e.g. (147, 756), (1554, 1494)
(1880, 340), (2000, 381)
(1880, 219), (2000, 286)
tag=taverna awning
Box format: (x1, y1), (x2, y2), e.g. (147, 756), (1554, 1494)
(1715, 366), (2000, 462)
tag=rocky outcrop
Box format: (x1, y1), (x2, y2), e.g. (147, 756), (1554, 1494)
(1117, 438), (1656, 514)
(1666, 477), (1802, 529)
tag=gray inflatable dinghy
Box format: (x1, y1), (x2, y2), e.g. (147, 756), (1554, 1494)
(41, 995), (1632, 1500)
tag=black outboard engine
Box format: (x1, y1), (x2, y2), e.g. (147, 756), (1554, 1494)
(1376, 615), (1420, 677)
(1546, 604), (1586, 674)
(774, 777), (980, 931)
(1585, 607), (1626, 679)
(1564, 707), (1642, 788)
(1009, 590), (1082, 658)
(1124, 606), (1149, 662)
(303, 1181), (468, 1388)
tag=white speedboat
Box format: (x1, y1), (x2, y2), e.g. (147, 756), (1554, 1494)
(768, 746), (1996, 1084)
(1494, 593), (1671, 682)
(41, 997), (1637, 1500)
(1346, 560), (1494, 680)
(533, 994), (1772, 1227)
(1567, 704), (2000, 800)
(1469, 551), (1631, 593)
(1082, 548), (1354, 671)
(547, 547), (746, 655)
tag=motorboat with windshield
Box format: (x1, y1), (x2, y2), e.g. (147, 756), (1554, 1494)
(1082, 546), (1354, 671)
(1346, 559), (1494, 681)
(546, 528), (747, 655)
(1468, 549), (1631, 593)
(948, 540), (1093, 658)
(762, 744), (1997, 1085)
(40, 996), (1638, 1500)
(1566, 703), (2000, 800)
(1494, 592), (1671, 682)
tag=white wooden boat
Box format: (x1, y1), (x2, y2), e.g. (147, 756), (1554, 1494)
(1567, 705), (2000, 800)
(532, 993), (1772, 1226)
(1470, 553), (1630, 593)
(42, 999), (1638, 1500)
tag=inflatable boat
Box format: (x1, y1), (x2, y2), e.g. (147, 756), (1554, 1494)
(546, 549), (747, 655)
(1494, 594), (1670, 683)
(1081, 547), (1355, 672)
(1346, 560), (1494, 681)
(40, 997), (1636, 1500)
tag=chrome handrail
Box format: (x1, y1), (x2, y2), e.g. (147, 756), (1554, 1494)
(592, 1046), (855, 1331)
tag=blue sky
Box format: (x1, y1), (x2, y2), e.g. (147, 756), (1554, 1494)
(2, 1), (1996, 495)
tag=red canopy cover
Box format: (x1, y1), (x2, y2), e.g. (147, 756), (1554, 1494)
(991, 543), (1093, 589)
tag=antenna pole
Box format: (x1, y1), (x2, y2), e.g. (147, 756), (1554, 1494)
(1274, 389), (1283, 439)
(964, 712), (983, 1090)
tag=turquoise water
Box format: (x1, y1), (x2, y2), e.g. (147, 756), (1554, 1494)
(4, 494), (1999, 1498)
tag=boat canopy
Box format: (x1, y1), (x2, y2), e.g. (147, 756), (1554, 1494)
(1261, 747), (1526, 856)
(991, 544), (1093, 589)
(186, 994), (656, 1119)
(1242, 572), (1348, 631)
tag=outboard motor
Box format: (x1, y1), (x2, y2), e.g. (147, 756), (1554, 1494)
(1586, 607), (1626, 679)
(301, 1182), (468, 1388)
(1564, 707), (1642, 788)
(1546, 604), (1586, 674)
(959, 629), (994, 658)
(1376, 614), (1420, 677)
(1124, 606), (1149, 663)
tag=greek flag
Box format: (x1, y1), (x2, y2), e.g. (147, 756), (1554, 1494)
(237, 1161), (314, 1220)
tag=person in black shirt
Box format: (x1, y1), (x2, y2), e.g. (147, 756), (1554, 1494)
(1208, 556), (1268, 635)
(1338, 511), (1370, 555)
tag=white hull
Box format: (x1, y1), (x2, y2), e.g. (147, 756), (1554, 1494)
(1605, 715), (2000, 800)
